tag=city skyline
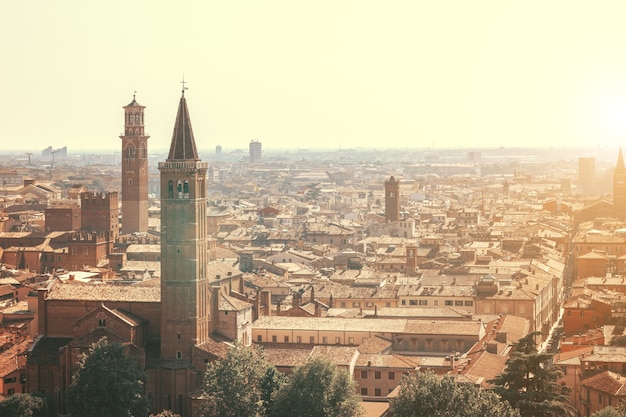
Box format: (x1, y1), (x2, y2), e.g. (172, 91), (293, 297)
(4, 2), (626, 152)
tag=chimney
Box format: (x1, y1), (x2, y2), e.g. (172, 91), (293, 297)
(262, 290), (271, 316)
(486, 342), (498, 354)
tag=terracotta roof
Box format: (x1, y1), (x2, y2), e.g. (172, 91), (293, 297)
(310, 345), (357, 366)
(0, 338), (31, 377)
(219, 293), (252, 311)
(46, 280), (160, 302)
(582, 371), (626, 396)
(357, 335), (392, 354)
(355, 353), (418, 369)
(253, 316), (407, 333)
(262, 346), (313, 367)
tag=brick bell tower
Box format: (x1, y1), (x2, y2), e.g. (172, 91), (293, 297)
(158, 85), (210, 362)
(120, 94), (149, 233)
(385, 175), (400, 223)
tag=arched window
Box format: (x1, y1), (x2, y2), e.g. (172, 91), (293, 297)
(168, 180), (174, 198)
(183, 180), (189, 198)
(177, 181), (183, 198)
(98, 318), (106, 327)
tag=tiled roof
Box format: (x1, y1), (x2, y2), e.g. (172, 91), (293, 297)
(0, 338), (31, 377)
(262, 346), (313, 367)
(310, 345), (357, 366)
(355, 353), (418, 369)
(46, 281), (160, 302)
(404, 320), (482, 336)
(253, 316), (407, 333)
(357, 335), (392, 354)
(219, 293), (252, 311)
(582, 371), (626, 396)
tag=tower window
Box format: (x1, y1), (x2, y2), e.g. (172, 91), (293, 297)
(168, 180), (174, 198)
(177, 181), (183, 198)
(183, 180), (189, 198)
(176, 351), (182, 360)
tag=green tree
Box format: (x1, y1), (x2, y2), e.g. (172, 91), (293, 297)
(150, 411), (180, 417)
(66, 337), (149, 417)
(269, 356), (363, 417)
(0, 393), (45, 417)
(592, 407), (626, 417)
(490, 332), (575, 417)
(392, 371), (520, 417)
(201, 344), (283, 417)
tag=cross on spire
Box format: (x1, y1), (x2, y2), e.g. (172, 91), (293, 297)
(181, 77), (188, 96)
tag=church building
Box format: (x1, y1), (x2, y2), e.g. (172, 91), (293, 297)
(27, 88), (253, 416)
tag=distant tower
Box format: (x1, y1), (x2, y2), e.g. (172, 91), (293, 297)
(80, 191), (118, 254)
(614, 147), (626, 218)
(385, 176), (400, 223)
(578, 157), (595, 195)
(120, 94), (149, 234)
(406, 244), (418, 276)
(158, 86), (210, 362)
(249, 139), (262, 163)
(215, 145), (222, 155)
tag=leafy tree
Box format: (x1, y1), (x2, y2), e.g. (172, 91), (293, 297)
(392, 370), (520, 417)
(269, 356), (363, 417)
(592, 407), (626, 417)
(150, 411), (180, 417)
(66, 337), (149, 417)
(490, 332), (575, 417)
(0, 393), (45, 417)
(201, 344), (283, 417)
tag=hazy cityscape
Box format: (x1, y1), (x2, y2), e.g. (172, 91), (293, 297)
(7, 1), (626, 417)
(0, 89), (625, 416)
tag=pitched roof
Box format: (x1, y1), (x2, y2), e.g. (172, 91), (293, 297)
(582, 370), (626, 396)
(167, 93), (199, 161)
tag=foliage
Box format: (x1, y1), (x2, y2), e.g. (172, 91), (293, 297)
(0, 393), (45, 417)
(392, 371), (520, 417)
(201, 344), (284, 417)
(66, 337), (149, 417)
(490, 332), (575, 417)
(269, 356), (363, 417)
(150, 411), (180, 417)
(591, 407), (626, 417)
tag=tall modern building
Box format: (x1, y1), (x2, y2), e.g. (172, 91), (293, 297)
(614, 148), (626, 218)
(120, 94), (149, 233)
(578, 157), (595, 196)
(385, 176), (400, 223)
(249, 139), (262, 163)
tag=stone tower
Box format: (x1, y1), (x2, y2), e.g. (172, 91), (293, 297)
(614, 147), (626, 218)
(158, 87), (210, 362)
(385, 175), (400, 223)
(120, 94), (149, 233)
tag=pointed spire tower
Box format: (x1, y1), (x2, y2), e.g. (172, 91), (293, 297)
(615, 147), (626, 218)
(158, 84), (210, 362)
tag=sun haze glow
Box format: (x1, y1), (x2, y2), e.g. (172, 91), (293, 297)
(3, 1), (626, 152)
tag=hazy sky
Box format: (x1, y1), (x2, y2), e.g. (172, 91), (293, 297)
(4, 1), (626, 153)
